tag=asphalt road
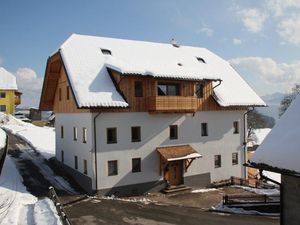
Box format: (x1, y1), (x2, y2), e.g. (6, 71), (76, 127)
(7, 132), (279, 225)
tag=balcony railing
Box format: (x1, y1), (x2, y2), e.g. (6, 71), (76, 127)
(148, 96), (197, 112)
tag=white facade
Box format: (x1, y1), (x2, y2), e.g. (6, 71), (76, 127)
(56, 110), (246, 192)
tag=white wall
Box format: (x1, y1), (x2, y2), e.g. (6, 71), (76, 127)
(93, 111), (245, 190)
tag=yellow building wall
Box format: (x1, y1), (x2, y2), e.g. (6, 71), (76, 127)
(0, 90), (16, 114)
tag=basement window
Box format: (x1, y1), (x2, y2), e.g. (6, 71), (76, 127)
(101, 48), (112, 56)
(196, 57), (206, 63)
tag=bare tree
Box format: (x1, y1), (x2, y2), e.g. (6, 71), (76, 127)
(279, 84), (300, 117)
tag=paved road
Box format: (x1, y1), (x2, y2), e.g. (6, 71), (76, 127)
(7, 132), (279, 225)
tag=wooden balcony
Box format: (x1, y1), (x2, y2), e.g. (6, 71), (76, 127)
(148, 96), (197, 113)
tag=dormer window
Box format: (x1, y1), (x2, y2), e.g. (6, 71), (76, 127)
(196, 57), (206, 63)
(101, 48), (112, 56)
(177, 63), (182, 66)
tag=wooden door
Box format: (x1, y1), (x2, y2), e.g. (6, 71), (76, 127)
(164, 160), (183, 186)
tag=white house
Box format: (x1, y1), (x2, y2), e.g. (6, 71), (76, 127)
(39, 34), (265, 195)
(250, 94), (300, 225)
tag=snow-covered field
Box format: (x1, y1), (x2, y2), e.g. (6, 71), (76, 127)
(0, 113), (55, 159)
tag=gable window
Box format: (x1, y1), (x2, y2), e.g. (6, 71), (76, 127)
(134, 81), (143, 97)
(83, 127), (87, 143)
(73, 127), (77, 141)
(132, 158), (141, 173)
(0, 92), (6, 98)
(83, 159), (88, 175)
(59, 88), (62, 101)
(214, 155), (221, 168)
(108, 160), (118, 176)
(61, 126), (64, 139)
(232, 153), (238, 165)
(157, 83), (180, 96)
(131, 126), (141, 142)
(0, 105), (6, 112)
(195, 83), (204, 98)
(196, 57), (206, 63)
(66, 86), (70, 100)
(169, 125), (178, 140)
(201, 123), (208, 136)
(74, 156), (78, 170)
(107, 128), (117, 144)
(233, 121), (239, 134)
(61, 150), (64, 163)
(101, 48), (112, 56)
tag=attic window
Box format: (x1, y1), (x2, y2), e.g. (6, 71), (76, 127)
(101, 48), (112, 56)
(196, 57), (206, 63)
(177, 63), (182, 66)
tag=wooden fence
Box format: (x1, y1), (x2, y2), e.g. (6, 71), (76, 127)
(223, 193), (280, 205)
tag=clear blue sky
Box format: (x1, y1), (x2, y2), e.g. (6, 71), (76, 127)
(0, 0), (299, 106)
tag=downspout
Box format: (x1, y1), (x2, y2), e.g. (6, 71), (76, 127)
(243, 107), (254, 179)
(93, 112), (101, 193)
(212, 79), (222, 89)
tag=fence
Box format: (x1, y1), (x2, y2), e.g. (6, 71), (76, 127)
(223, 194), (280, 205)
(211, 176), (274, 188)
(49, 186), (72, 225)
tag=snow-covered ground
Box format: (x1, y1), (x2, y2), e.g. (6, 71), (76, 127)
(0, 113), (55, 159)
(0, 156), (62, 225)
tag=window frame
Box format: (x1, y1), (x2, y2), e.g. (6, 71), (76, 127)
(0, 105), (6, 112)
(134, 81), (143, 97)
(108, 160), (118, 176)
(169, 125), (178, 140)
(66, 86), (70, 100)
(201, 123), (208, 136)
(232, 152), (238, 165)
(73, 127), (77, 141)
(132, 158), (141, 173)
(214, 155), (221, 168)
(83, 159), (88, 175)
(59, 88), (62, 101)
(107, 127), (117, 144)
(60, 126), (64, 139)
(131, 126), (141, 142)
(157, 83), (180, 96)
(61, 150), (64, 163)
(83, 127), (87, 143)
(74, 156), (78, 170)
(233, 121), (239, 134)
(195, 83), (204, 98)
(0, 92), (6, 98)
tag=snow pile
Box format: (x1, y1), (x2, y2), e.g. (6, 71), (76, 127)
(191, 188), (218, 193)
(101, 195), (155, 205)
(0, 156), (62, 225)
(0, 128), (6, 149)
(252, 94), (300, 174)
(233, 185), (280, 196)
(0, 112), (55, 159)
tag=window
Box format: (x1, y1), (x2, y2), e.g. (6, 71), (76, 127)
(0, 92), (6, 98)
(233, 121), (239, 134)
(66, 86), (70, 100)
(232, 153), (238, 165)
(59, 88), (62, 101)
(73, 127), (77, 141)
(132, 158), (141, 173)
(74, 156), (78, 170)
(214, 155), (221, 168)
(107, 128), (117, 144)
(169, 125), (178, 140)
(83, 159), (88, 175)
(101, 48), (112, 55)
(201, 123), (208, 136)
(0, 105), (6, 112)
(196, 57), (206, 63)
(61, 126), (64, 139)
(131, 126), (141, 142)
(61, 150), (64, 163)
(134, 81), (143, 97)
(108, 160), (118, 176)
(83, 127), (87, 143)
(195, 83), (204, 98)
(157, 83), (180, 96)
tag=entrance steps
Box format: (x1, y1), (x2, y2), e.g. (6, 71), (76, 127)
(162, 185), (192, 195)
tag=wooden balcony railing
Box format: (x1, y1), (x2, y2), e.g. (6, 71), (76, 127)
(148, 96), (197, 113)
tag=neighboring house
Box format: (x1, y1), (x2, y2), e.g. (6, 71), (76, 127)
(29, 107), (42, 121)
(39, 34), (265, 195)
(250, 94), (300, 225)
(0, 67), (21, 114)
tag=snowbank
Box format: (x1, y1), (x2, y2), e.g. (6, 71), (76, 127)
(0, 156), (62, 225)
(0, 128), (6, 149)
(191, 188), (218, 193)
(0, 113), (55, 159)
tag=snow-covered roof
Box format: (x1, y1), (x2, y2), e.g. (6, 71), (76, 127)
(0, 67), (18, 90)
(252, 94), (300, 174)
(58, 34), (265, 108)
(248, 128), (272, 147)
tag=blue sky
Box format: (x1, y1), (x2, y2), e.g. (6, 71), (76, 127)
(0, 0), (300, 107)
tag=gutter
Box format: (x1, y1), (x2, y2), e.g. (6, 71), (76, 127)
(212, 79), (222, 89)
(93, 112), (101, 193)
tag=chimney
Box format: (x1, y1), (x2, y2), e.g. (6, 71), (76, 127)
(171, 38), (180, 48)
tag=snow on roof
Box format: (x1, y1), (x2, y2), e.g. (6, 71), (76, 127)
(59, 34), (265, 108)
(0, 67), (18, 90)
(252, 94), (300, 174)
(0, 128), (6, 149)
(248, 128), (272, 146)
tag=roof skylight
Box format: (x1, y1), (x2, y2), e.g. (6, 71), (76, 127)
(101, 48), (112, 56)
(196, 57), (206, 63)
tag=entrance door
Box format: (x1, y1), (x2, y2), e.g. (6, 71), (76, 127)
(164, 160), (183, 186)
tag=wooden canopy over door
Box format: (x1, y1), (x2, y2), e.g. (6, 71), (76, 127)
(157, 145), (202, 186)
